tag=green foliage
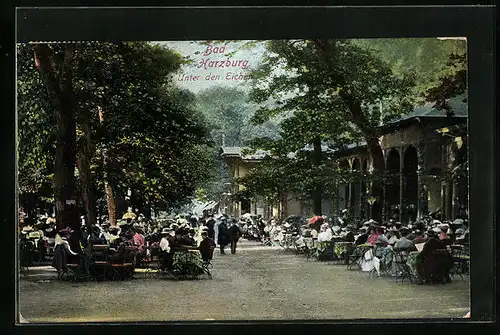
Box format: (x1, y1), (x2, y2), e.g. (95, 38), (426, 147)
(424, 53), (467, 112)
(353, 38), (466, 102)
(17, 42), (215, 214)
(17, 43), (57, 196)
(240, 39), (417, 206)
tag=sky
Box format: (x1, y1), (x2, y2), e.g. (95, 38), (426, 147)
(157, 40), (267, 93)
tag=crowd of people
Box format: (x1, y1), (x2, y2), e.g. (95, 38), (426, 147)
(18, 209), (246, 278)
(262, 212), (469, 285)
(19, 206), (469, 286)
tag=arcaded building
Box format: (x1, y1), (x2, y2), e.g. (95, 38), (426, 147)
(335, 96), (468, 223)
(221, 96), (468, 223)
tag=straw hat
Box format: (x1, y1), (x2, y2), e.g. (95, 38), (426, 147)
(22, 225), (34, 233)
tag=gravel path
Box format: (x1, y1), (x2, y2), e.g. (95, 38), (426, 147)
(18, 239), (469, 322)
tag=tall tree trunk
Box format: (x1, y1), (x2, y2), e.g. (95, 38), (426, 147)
(105, 181), (117, 226)
(34, 44), (81, 252)
(339, 92), (385, 223)
(74, 81), (99, 233)
(76, 109), (97, 233)
(312, 136), (323, 215)
(279, 190), (287, 220)
(312, 39), (385, 222)
(98, 106), (117, 226)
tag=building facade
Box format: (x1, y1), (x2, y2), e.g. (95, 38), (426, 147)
(336, 119), (468, 223)
(222, 98), (468, 223)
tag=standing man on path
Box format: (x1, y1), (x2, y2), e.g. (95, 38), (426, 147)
(228, 219), (242, 254)
(206, 215), (215, 241)
(217, 220), (230, 254)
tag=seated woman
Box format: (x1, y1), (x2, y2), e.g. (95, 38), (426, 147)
(52, 231), (81, 271)
(108, 227), (121, 248)
(132, 227), (146, 253)
(367, 227), (383, 246)
(415, 228), (452, 284)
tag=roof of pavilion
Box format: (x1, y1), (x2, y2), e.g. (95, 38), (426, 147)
(221, 147), (268, 160)
(221, 144), (333, 161)
(378, 94), (467, 133)
(333, 94), (468, 156)
(222, 95), (467, 161)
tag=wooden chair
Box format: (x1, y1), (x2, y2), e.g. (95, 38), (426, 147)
(449, 245), (469, 280)
(346, 244), (371, 270)
(393, 249), (416, 284)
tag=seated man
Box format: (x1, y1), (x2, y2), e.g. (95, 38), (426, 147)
(88, 226), (107, 245)
(198, 231), (216, 263)
(109, 236), (134, 264)
(160, 228), (187, 271)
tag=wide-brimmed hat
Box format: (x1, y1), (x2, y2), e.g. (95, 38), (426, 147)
(22, 225), (34, 233)
(388, 235), (398, 245)
(437, 223), (450, 230)
(432, 227), (442, 233)
(161, 227), (171, 234)
(452, 219), (464, 226)
(399, 227), (410, 234)
(375, 235), (389, 244)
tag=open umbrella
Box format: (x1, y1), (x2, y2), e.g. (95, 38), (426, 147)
(308, 216), (323, 225)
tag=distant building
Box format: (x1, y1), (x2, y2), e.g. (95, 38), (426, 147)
(335, 95), (468, 223)
(221, 96), (468, 222)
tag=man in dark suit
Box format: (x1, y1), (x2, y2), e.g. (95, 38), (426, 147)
(228, 219), (242, 254)
(198, 231), (216, 262)
(206, 216), (215, 240)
